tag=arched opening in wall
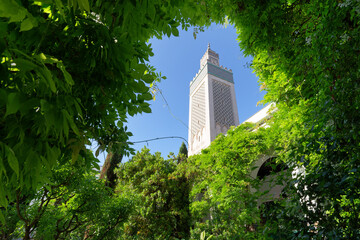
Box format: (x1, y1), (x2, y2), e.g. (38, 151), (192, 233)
(257, 157), (288, 180)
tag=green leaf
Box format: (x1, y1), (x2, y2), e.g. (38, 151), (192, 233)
(200, 231), (206, 240)
(78, 0), (90, 12)
(5, 145), (19, 178)
(57, 62), (74, 85)
(20, 18), (34, 32)
(171, 27), (179, 37)
(117, 121), (123, 128)
(166, 27), (171, 38)
(142, 92), (153, 101)
(142, 74), (154, 84)
(73, 99), (83, 118)
(14, 58), (38, 71)
(133, 63), (147, 79)
(62, 110), (69, 138)
(62, 109), (80, 135)
(95, 145), (105, 157)
(136, 80), (149, 93)
(128, 105), (136, 116)
(142, 106), (151, 113)
(45, 144), (59, 167)
(5, 92), (20, 116)
(38, 66), (56, 92)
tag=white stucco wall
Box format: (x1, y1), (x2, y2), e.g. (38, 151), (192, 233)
(244, 103), (275, 125)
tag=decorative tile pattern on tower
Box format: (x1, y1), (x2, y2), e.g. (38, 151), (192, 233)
(191, 83), (206, 136)
(212, 80), (235, 127)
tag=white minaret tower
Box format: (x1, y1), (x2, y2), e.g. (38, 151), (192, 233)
(188, 44), (239, 156)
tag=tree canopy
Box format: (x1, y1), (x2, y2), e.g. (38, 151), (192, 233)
(0, 0), (208, 215)
(117, 148), (190, 239)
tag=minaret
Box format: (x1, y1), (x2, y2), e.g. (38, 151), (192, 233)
(188, 44), (239, 156)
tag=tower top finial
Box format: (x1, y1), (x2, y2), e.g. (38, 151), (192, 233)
(200, 43), (219, 67)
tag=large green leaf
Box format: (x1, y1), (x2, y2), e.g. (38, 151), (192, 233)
(57, 62), (74, 85)
(78, 0), (90, 12)
(20, 17), (38, 32)
(5, 145), (19, 178)
(38, 66), (56, 92)
(171, 26), (179, 37)
(142, 92), (153, 101)
(14, 58), (38, 71)
(5, 92), (21, 116)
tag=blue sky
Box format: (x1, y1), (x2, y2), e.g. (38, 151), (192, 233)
(96, 24), (266, 164)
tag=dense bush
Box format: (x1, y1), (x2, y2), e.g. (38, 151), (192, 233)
(117, 148), (191, 240)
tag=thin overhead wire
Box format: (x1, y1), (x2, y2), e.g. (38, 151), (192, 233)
(130, 136), (188, 146)
(156, 86), (195, 135)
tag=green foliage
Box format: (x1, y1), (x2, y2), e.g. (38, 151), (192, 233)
(0, 0), (210, 237)
(117, 148), (191, 239)
(179, 142), (188, 157)
(0, 149), (133, 239)
(232, 0), (360, 238)
(187, 124), (279, 239)
(177, 141), (188, 163)
(0, 0), (210, 214)
(192, 0), (360, 238)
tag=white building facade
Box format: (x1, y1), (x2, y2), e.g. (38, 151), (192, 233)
(188, 45), (239, 156)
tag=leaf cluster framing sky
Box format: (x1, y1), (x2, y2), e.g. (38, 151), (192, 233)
(95, 24), (266, 164)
